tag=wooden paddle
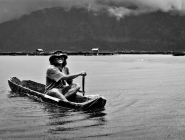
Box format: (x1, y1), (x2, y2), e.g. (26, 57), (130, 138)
(82, 75), (85, 96)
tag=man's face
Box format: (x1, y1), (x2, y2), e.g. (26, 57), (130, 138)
(54, 56), (65, 65)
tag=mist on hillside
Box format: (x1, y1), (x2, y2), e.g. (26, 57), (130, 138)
(0, 0), (185, 23)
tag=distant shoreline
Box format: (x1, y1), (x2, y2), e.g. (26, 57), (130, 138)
(0, 51), (184, 56)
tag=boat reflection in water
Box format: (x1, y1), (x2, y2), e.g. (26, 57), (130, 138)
(7, 90), (108, 139)
(36, 103), (108, 139)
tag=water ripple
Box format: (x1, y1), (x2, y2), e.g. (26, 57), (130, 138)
(1, 55), (185, 140)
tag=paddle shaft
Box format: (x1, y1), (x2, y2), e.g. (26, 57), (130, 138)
(82, 76), (85, 96)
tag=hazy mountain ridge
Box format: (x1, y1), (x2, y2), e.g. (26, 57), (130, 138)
(0, 7), (185, 52)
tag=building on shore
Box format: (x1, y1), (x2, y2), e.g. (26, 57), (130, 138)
(92, 48), (99, 55)
(36, 49), (44, 54)
(36, 49), (43, 52)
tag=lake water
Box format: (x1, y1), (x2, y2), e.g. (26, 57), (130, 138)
(0, 55), (185, 140)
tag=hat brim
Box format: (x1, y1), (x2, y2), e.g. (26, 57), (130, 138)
(54, 54), (68, 59)
(49, 53), (68, 62)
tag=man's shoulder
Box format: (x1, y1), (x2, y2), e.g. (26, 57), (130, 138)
(47, 65), (59, 71)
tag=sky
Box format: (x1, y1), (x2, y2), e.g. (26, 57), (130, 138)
(0, 0), (185, 24)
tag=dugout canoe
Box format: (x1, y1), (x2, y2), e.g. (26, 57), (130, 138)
(8, 77), (106, 110)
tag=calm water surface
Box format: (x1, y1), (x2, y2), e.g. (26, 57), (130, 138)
(0, 55), (185, 140)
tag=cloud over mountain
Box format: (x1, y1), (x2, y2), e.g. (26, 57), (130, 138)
(0, 0), (185, 23)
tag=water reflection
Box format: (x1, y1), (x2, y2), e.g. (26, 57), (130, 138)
(8, 91), (107, 135)
(7, 91), (25, 98)
(42, 104), (107, 133)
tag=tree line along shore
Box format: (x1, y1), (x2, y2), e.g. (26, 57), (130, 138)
(0, 51), (184, 56)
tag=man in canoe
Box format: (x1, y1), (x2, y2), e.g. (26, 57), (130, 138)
(45, 51), (86, 101)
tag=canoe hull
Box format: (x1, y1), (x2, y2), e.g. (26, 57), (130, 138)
(8, 77), (106, 110)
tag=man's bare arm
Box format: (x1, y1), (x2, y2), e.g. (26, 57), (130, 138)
(61, 71), (86, 80)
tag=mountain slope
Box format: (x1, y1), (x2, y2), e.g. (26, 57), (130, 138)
(0, 7), (185, 52)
